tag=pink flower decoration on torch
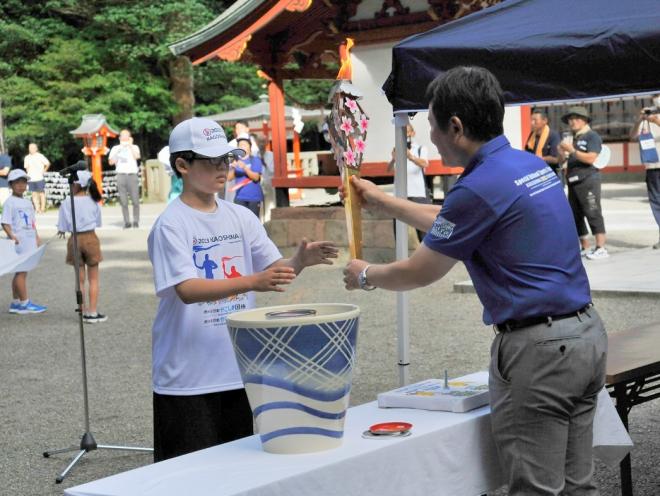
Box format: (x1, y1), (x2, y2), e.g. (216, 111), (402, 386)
(354, 137), (366, 155)
(358, 114), (369, 134)
(340, 116), (354, 135)
(343, 148), (356, 167)
(345, 97), (359, 114)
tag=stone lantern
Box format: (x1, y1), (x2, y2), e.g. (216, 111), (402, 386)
(70, 114), (119, 197)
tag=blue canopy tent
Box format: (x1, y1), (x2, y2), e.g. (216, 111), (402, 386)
(384, 0), (660, 112)
(381, 0), (660, 386)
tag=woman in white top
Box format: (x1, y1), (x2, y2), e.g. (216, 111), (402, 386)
(23, 143), (50, 214)
(57, 170), (107, 323)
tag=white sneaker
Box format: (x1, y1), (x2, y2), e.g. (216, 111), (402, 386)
(580, 248), (591, 257)
(586, 247), (609, 260)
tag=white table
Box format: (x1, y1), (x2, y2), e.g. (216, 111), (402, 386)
(65, 373), (630, 496)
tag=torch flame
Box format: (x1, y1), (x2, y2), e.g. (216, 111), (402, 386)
(336, 38), (354, 80)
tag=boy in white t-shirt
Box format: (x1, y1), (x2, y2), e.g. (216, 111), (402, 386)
(1, 169), (47, 314)
(147, 117), (338, 461)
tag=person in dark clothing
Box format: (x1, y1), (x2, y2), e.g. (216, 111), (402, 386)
(559, 106), (608, 260)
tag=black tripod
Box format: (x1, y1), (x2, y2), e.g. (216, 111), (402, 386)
(43, 163), (152, 483)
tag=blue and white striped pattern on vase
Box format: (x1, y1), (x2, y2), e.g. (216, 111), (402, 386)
(228, 304), (359, 454)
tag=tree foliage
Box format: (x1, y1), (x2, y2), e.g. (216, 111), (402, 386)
(0, 0), (334, 168)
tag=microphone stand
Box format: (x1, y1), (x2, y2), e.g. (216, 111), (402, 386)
(43, 171), (152, 484)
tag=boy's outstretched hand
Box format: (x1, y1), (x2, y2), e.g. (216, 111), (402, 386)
(252, 266), (296, 292)
(293, 238), (339, 270)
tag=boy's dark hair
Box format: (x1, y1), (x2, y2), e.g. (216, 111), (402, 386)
(425, 66), (504, 142)
(170, 151), (194, 178)
(236, 120), (249, 128)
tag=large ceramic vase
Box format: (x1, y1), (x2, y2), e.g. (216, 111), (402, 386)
(227, 303), (360, 454)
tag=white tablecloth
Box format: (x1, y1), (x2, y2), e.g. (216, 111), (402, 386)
(65, 372), (631, 496)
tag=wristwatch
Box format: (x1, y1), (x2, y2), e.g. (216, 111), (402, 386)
(358, 265), (376, 291)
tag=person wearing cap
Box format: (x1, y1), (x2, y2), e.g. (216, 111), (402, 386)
(23, 143), (51, 214)
(0, 153), (12, 206)
(147, 117), (339, 461)
(1, 169), (47, 314)
(343, 67), (606, 495)
(57, 170), (107, 323)
(227, 136), (264, 218)
(225, 122), (260, 203)
(524, 109), (562, 182)
(108, 129), (141, 228)
(558, 106), (609, 260)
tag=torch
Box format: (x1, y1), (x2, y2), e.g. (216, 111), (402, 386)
(326, 38), (369, 259)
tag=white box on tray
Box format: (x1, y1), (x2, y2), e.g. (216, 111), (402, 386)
(377, 371), (490, 413)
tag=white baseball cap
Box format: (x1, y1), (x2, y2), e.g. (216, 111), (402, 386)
(169, 117), (245, 159)
(8, 169), (30, 182)
(75, 170), (92, 187)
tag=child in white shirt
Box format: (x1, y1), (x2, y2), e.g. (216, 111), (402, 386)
(57, 170), (106, 323)
(148, 117), (338, 461)
(1, 169), (47, 314)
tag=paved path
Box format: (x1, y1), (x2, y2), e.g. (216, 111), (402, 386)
(455, 182), (660, 295)
(1, 185), (658, 495)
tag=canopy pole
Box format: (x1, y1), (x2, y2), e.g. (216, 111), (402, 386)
(394, 113), (410, 386)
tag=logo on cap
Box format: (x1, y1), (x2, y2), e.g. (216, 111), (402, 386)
(202, 127), (223, 141)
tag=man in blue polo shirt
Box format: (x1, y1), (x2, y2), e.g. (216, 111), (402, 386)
(343, 67), (607, 495)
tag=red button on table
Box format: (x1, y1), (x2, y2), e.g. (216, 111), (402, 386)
(368, 422), (412, 434)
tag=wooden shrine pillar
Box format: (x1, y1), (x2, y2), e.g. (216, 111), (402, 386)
(520, 105), (532, 148)
(268, 77), (290, 207)
(293, 131), (301, 170)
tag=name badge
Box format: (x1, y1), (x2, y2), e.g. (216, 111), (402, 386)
(568, 175), (580, 183)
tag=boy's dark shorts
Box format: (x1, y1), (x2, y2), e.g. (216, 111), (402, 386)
(153, 388), (253, 462)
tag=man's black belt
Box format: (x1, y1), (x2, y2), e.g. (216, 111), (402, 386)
(494, 304), (593, 333)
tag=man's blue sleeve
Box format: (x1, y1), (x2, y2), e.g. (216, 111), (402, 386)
(422, 185), (497, 261)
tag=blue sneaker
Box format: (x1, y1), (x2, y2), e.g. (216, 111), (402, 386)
(8, 302), (23, 314)
(16, 301), (47, 314)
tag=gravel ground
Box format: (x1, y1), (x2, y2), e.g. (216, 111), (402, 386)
(1, 184), (658, 496)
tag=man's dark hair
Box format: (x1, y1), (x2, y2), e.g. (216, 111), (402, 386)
(236, 120), (249, 128)
(425, 66), (504, 142)
(531, 108), (548, 119)
(170, 151), (194, 178)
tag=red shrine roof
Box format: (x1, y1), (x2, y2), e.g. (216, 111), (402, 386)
(168, 0), (482, 73)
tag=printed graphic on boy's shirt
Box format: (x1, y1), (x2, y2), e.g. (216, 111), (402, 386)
(192, 237), (248, 327)
(221, 256), (243, 279)
(193, 252), (219, 279)
(13, 209), (34, 232)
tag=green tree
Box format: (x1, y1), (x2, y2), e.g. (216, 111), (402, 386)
(0, 0), (337, 168)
